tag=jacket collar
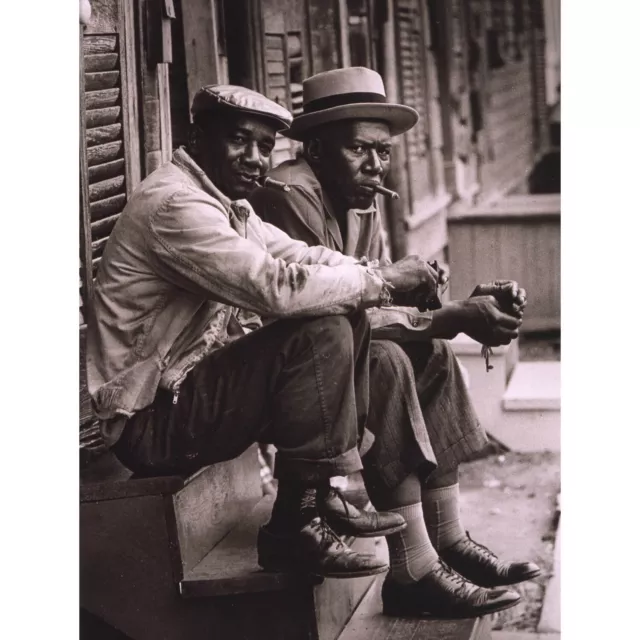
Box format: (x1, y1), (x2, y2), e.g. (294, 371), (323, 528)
(171, 147), (252, 220)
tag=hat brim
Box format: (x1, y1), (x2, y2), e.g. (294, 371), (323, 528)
(284, 103), (419, 141)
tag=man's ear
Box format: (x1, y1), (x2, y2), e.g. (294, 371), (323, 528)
(306, 137), (322, 162)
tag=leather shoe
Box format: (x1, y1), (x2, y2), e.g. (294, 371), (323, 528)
(440, 533), (541, 587)
(320, 487), (407, 538)
(257, 517), (389, 579)
(381, 559), (521, 619)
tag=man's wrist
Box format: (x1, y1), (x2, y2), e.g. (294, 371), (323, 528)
(429, 301), (466, 339)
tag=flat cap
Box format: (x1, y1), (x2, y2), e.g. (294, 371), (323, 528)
(191, 85), (293, 131)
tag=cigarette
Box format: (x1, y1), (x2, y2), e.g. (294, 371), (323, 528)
(372, 184), (399, 200)
(259, 176), (291, 192)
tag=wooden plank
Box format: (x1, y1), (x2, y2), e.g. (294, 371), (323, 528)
(172, 446), (262, 574)
(85, 70), (121, 91)
(337, 573), (489, 640)
(91, 211), (122, 238)
(83, 34), (118, 55)
(86, 123), (123, 147)
(86, 106), (121, 128)
(85, 88), (121, 110)
(180, 494), (322, 597)
(84, 52), (120, 72)
(88, 158), (126, 184)
(80, 27), (94, 326)
(87, 141), (124, 166)
(89, 176), (126, 203)
(91, 236), (109, 258)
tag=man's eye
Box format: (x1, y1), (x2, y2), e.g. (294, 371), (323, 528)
(379, 149), (391, 159)
(259, 145), (273, 157)
(230, 135), (246, 144)
(351, 145), (365, 154)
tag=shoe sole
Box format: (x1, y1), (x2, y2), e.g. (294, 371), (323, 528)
(327, 521), (407, 538)
(475, 567), (543, 588)
(382, 595), (521, 620)
(334, 522), (408, 538)
(259, 561), (389, 580)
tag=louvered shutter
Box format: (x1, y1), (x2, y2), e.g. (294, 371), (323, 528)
(261, 0), (308, 165)
(394, 0), (433, 208)
(79, 0), (140, 463)
(264, 32), (301, 166)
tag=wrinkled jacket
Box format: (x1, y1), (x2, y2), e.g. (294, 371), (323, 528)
(87, 148), (389, 444)
(249, 156), (435, 336)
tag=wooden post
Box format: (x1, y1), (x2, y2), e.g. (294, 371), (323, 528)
(180, 0), (224, 107)
(381, 0), (408, 260)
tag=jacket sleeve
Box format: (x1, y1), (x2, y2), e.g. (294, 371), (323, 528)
(147, 187), (386, 317)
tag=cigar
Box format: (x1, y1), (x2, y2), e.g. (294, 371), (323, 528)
(372, 184), (399, 200)
(257, 176), (291, 192)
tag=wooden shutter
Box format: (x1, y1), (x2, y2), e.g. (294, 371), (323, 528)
(394, 0), (433, 209)
(260, 0), (309, 166)
(80, 0), (140, 463)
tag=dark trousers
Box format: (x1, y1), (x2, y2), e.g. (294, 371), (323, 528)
(113, 312), (373, 484)
(363, 339), (489, 489)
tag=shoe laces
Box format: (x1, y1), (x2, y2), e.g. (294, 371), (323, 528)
(433, 559), (484, 600)
(308, 516), (347, 552)
(300, 487), (317, 511)
(459, 531), (500, 565)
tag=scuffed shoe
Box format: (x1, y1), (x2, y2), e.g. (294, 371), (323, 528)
(257, 517), (389, 579)
(440, 532), (541, 587)
(320, 487), (407, 538)
(381, 559), (521, 619)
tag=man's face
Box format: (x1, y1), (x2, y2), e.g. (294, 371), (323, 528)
(313, 120), (392, 210)
(194, 113), (277, 199)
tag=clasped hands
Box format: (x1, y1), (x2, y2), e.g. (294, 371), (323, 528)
(376, 255), (526, 347)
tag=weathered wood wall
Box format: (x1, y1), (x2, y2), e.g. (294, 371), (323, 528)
(448, 195), (560, 331)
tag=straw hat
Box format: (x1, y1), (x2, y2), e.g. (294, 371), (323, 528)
(285, 67), (418, 141)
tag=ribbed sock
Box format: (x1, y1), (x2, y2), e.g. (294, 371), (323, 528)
(422, 483), (467, 551)
(386, 502), (440, 584)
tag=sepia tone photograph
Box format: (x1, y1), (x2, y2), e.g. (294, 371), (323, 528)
(78, 1), (561, 638)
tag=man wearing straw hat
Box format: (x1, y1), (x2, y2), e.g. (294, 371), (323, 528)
(251, 67), (538, 619)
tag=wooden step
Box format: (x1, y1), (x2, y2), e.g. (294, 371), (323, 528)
(337, 574), (492, 640)
(81, 446), (263, 575)
(182, 492), (384, 640)
(83, 482), (381, 640)
(491, 362), (561, 452)
(180, 494), (318, 597)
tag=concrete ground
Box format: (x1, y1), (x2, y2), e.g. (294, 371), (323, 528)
(458, 451), (561, 633)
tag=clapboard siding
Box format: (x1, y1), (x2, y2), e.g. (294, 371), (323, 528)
(448, 204), (560, 331)
(479, 58), (535, 198)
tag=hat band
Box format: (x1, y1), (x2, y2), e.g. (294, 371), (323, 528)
(303, 91), (387, 114)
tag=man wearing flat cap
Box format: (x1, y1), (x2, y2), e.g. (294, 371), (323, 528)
(251, 67), (538, 618)
(87, 83), (450, 582)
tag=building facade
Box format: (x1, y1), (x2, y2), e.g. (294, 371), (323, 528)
(79, 0), (557, 450)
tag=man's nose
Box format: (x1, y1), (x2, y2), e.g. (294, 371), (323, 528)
(364, 150), (383, 174)
(242, 142), (261, 167)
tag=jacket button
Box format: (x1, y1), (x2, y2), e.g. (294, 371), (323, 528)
(411, 319), (419, 327)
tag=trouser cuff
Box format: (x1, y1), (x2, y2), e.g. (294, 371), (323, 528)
(274, 446), (363, 485)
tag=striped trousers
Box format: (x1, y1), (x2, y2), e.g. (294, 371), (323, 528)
(363, 339), (488, 489)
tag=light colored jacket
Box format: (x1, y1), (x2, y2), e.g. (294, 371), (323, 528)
(87, 148), (389, 444)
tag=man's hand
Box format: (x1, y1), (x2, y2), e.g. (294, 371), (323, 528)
(377, 255), (439, 295)
(471, 280), (527, 319)
(448, 295), (522, 347)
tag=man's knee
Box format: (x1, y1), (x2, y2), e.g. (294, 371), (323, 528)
(370, 339), (414, 381)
